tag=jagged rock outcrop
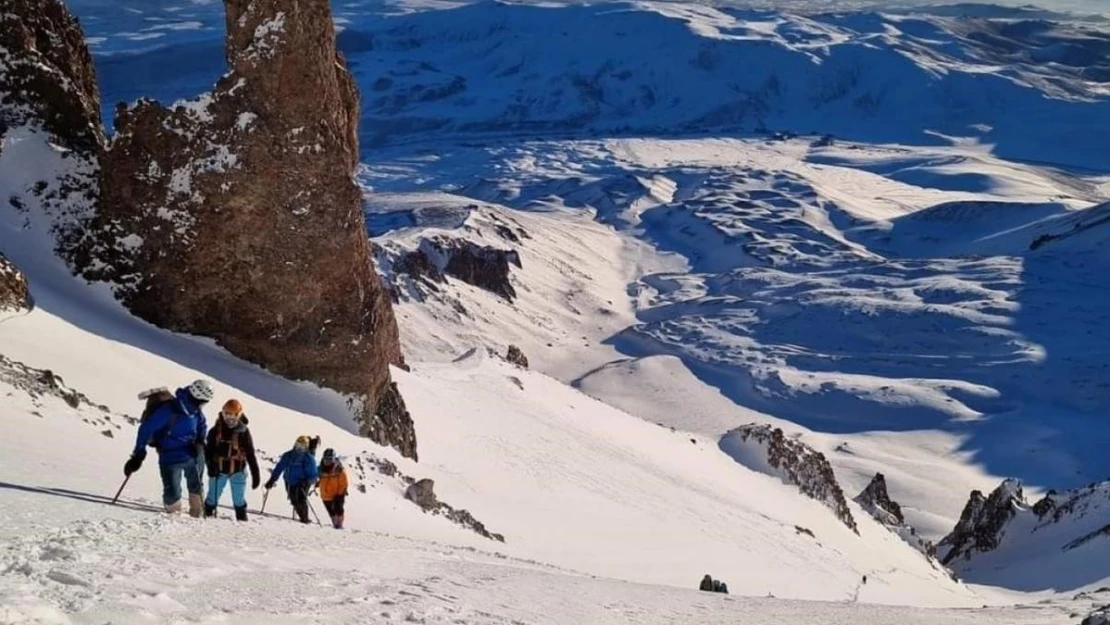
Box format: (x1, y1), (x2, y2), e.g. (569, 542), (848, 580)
(80, 0), (414, 458)
(939, 479), (1023, 565)
(720, 424), (858, 533)
(384, 237), (521, 302)
(405, 478), (505, 542)
(1083, 606), (1110, 625)
(855, 473), (938, 560)
(505, 345), (529, 369)
(855, 473), (904, 525)
(405, 478), (439, 509)
(440, 239), (521, 301)
(0, 254), (31, 313)
(0, 0), (101, 252)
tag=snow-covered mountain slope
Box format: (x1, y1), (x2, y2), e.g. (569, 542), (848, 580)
(9, 0), (1110, 612)
(360, 133), (1110, 590)
(0, 260), (984, 607)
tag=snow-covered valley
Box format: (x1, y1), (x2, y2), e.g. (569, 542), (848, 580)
(3, 0), (1110, 622)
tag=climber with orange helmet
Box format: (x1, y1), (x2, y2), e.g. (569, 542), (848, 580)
(203, 398), (261, 521)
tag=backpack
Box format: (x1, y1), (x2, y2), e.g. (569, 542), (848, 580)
(213, 421), (248, 473)
(138, 387), (184, 448)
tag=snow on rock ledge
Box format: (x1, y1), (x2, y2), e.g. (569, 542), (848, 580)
(85, 0), (415, 459)
(719, 424), (858, 534)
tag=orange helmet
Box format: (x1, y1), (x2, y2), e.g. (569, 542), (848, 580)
(220, 399), (244, 420)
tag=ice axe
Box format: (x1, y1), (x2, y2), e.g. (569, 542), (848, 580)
(260, 489), (270, 515)
(111, 475), (131, 505)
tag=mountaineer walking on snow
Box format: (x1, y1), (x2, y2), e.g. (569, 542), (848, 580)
(203, 399), (261, 521)
(317, 448), (349, 529)
(124, 380), (213, 516)
(265, 435), (319, 524)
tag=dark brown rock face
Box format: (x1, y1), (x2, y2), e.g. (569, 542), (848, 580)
(440, 240), (521, 301)
(726, 424), (858, 533)
(939, 479), (1023, 565)
(86, 0), (414, 458)
(0, 0), (100, 151)
(855, 473), (904, 525)
(0, 0), (101, 252)
(0, 253), (30, 313)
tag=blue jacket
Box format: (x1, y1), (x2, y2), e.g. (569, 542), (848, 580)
(133, 388), (208, 466)
(269, 448), (319, 487)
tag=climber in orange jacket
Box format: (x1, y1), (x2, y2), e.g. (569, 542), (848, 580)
(317, 448), (349, 529)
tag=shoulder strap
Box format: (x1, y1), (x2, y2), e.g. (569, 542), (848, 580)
(152, 402), (186, 448)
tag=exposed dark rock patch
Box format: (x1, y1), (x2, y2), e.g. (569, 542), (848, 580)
(378, 235), (521, 303)
(0, 353), (120, 433)
(405, 478), (505, 542)
(505, 345), (529, 368)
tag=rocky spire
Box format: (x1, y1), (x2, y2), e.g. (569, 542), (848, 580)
(854, 472), (904, 525)
(86, 0), (416, 458)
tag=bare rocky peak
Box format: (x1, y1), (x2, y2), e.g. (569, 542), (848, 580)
(75, 0), (415, 458)
(727, 424), (858, 534)
(939, 478), (1023, 565)
(854, 473), (904, 525)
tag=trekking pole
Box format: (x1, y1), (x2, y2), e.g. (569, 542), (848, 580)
(111, 475), (131, 505)
(307, 499), (323, 526)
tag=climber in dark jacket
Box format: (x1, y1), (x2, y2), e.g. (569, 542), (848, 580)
(203, 399), (261, 521)
(265, 436), (320, 523)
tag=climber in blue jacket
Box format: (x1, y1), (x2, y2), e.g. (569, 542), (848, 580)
(124, 379), (214, 516)
(265, 435), (320, 523)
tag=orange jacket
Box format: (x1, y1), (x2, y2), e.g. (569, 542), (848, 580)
(318, 462), (348, 501)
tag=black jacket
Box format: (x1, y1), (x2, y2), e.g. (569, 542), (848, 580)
(205, 416), (260, 482)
